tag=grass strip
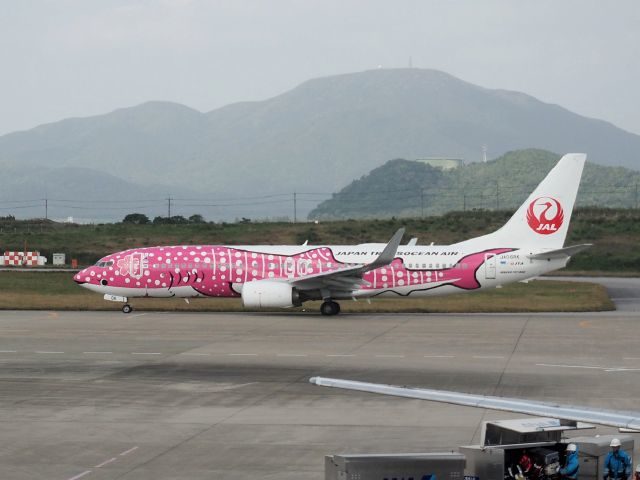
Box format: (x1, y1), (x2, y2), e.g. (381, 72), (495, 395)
(0, 272), (614, 313)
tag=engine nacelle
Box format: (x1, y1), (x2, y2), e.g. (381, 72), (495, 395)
(241, 280), (300, 308)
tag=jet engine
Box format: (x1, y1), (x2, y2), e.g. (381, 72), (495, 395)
(241, 280), (301, 308)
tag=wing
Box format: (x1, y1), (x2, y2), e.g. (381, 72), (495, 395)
(310, 376), (640, 430)
(290, 228), (405, 292)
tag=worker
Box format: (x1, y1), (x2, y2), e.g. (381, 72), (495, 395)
(603, 438), (632, 480)
(634, 464), (640, 480)
(518, 451), (533, 478)
(559, 443), (579, 480)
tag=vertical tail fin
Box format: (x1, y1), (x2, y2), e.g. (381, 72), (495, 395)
(461, 153), (586, 249)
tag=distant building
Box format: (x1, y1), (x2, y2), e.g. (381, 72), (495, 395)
(415, 158), (464, 170)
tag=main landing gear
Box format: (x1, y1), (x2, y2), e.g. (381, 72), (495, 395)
(320, 300), (341, 316)
(122, 304), (133, 314)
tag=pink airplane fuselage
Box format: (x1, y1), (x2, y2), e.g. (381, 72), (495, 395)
(74, 243), (563, 300)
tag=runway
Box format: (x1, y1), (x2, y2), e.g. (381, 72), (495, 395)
(1, 309), (639, 479)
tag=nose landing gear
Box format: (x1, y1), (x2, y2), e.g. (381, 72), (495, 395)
(320, 300), (341, 316)
(122, 304), (133, 314)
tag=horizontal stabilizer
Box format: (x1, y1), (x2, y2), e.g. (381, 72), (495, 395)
(527, 244), (592, 260)
(309, 376), (640, 430)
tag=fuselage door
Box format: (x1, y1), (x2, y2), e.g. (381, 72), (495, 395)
(484, 253), (497, 279)
(284, 257), (296, 278)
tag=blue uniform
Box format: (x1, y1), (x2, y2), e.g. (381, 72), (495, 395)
(604, 450), (632, 479)
(560, 449), (580, 479)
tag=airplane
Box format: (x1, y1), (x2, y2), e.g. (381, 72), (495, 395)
(309, 376), (640, 431)
(74, 153), (589, 315)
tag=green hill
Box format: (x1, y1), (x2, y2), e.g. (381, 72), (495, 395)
(1, 206), (640, 273)
(308, 149), (640, 219)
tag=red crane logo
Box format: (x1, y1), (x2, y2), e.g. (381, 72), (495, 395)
(526, 197), (564, 235)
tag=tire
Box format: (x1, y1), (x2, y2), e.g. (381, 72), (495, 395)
(320, 301), (340, 316)
(122, 304), (133, 314)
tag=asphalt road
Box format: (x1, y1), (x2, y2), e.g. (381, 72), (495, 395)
(0, 308), (639, 479)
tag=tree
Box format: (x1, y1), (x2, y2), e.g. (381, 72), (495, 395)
(189, 214), (205, 224)
(153, 215), (188, 225)
(122, 213), (150, 224)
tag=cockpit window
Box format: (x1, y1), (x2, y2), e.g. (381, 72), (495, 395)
(95, 260), (114, 268)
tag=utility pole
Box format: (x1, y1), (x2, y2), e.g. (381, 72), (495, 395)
(496, 182), (500, 210)
(167, 195), (172, 218)
(635, 183), (638, 209)
(420, 189), (424, 218)
(293, 192), (297, 223)
(44, 198), (48, 220)
(463, 193), (466, 212)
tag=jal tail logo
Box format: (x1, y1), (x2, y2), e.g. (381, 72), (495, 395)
(526, 197), (564, 235)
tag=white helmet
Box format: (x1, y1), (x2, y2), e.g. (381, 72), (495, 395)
(610, 438), (622, 447)
(566, 444), (577, 452)
(635, 464), (640, 473)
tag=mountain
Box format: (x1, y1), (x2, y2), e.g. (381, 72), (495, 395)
(308, 149), (640, 219)
(0, 164), (172, 222)
(2, 68), (640, 220)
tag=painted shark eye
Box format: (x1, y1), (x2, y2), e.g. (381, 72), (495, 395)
(101, 279), (108, 286)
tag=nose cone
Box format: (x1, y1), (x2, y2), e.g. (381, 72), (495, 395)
(74, 267), (100, 289)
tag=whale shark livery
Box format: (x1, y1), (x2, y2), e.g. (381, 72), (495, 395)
(75, 153), (589, 315)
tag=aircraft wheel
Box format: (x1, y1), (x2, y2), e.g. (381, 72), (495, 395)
(122, 304), (133, 314)
(320, 301), (340, 316)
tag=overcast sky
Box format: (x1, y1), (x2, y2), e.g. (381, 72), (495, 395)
(1, 0), (639, 137)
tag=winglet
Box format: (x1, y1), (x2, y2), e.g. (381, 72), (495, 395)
(365, 228), (405, 270)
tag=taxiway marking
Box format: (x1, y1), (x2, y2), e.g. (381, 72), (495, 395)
(67, 470), (91, 480)
(67, 445), (140, 480)
(537, 363), (604, 370)
(536, 363), (640, 372)
(94, 457), (117, 468)
(119, 446), (139, 456)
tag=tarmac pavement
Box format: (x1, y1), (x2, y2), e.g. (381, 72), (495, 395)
(1, 307), (639, 479)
